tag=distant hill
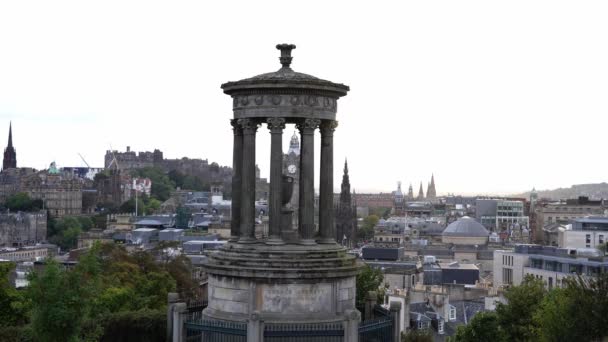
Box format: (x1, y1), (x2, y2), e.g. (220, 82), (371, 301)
(513, 183), (608, 200)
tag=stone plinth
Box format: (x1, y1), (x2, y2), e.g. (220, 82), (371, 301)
(203, 243), (361, 323)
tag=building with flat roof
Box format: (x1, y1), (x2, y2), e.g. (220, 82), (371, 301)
(493, 244), (608, 290)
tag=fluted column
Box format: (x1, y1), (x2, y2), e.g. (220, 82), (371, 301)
(297, 118), (320, 245)
(238, 118), (258, 243)
(319, 120), (338, 244)
(229, 119), (243, 242)
(266, 117), (286, 245)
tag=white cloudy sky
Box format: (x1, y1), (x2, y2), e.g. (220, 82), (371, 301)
(0, 1), (607, 195)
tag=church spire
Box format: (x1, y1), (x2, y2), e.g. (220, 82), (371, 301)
(7, 122), (12, 148)
(3, 122), (17, 170)
(427, 174), (437, 199)
(417, 182), (425, 200)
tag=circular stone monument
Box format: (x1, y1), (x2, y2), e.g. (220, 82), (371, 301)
(202, 44), (362, 325)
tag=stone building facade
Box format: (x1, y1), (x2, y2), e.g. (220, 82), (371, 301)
(21, 163), (83, 217)
(0, 211), (47, 247)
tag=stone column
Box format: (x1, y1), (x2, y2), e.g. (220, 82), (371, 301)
(390, 301), (402, 342)
(267, 117), (286, 245)
(296, 118), (320, 245)
(364, 291), (377, 321)
(171, 302), (187, 342)
(230, 119), (243, 242)
(247, 311), (264, 342)
(343, 309), (360, 342)
(238, 118), (258, 243)
(319, 120), (338, 244)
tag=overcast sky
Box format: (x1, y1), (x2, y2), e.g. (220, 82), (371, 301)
(1, 1), (607, 195)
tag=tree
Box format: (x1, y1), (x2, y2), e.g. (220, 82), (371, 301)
(535, 274), (608, 342)
(132, 167), (175, 201)
(27, 260), (90, 342)
(4, 193), (42, 212)
(496, 275), (546, 341)
(357, 215), (379, 242)
(49, 217), (84, 250)
(0, 262), (28, 327)
(451, 311), (503, 342)
(356, 264), (384, 309)
(402, 329), (433, 342)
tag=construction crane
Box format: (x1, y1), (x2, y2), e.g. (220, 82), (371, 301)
(77, 153), (91, 168)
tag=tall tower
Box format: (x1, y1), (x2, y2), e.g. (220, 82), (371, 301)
(407, 183), (414, 199)
(426, 174), (436, 199)
(336, 159), (355, 244)
(283, 131), (301, 217)
(417, 182), (425, 200)
(3, 122), (16, 170)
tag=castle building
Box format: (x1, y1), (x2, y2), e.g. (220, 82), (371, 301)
(2, 122), (16, 171)
(335, 160), (357, 246)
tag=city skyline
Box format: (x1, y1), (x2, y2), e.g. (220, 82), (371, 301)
(1, 1), (607, 194)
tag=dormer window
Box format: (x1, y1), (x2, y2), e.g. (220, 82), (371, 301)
(449, 305), (456, 321)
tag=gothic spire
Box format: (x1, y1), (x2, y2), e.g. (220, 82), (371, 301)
(417, 182), (425, 200)
(3, 122), (17, 170)
(344, 158), (349, 175)
(8, 122), (12, 148)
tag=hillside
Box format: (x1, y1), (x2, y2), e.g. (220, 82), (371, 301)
(513, 183), (608, 200)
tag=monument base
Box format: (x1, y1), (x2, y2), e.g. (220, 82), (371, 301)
(202, 242), (362, 324)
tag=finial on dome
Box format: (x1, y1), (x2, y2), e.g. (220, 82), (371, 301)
(276, 43), (296, 68)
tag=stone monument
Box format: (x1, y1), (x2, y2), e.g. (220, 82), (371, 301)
(202, 44), (362, 334)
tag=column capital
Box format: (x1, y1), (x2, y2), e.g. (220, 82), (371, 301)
(266, 117), (286, 133)
(231, 119), (243, 134)
(296, 118), (321, 134)
(237, 118), (259, 134)
(320, 120), (338, 135)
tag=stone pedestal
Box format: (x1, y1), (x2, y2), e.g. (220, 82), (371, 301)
(203, 244), (360, 324)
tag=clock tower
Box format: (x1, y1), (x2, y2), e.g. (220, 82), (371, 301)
(283, 131), (300, 219)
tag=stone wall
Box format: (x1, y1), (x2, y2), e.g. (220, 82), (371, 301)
(0, 211), (47, 247)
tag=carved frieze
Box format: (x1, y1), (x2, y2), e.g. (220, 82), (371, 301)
(232, 94), (336, 111)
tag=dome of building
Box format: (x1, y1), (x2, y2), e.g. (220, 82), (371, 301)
(442, 216), (489, 237)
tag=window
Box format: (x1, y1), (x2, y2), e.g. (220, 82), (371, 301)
(600, 235), (604, 245)
(449, 306), (456, 321)
(586, 234), (591, 244)
(438, 320), (444, 334)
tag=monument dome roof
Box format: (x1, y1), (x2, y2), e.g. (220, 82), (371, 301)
(442, 216), (489, 237)
(221, 44), (349, 97)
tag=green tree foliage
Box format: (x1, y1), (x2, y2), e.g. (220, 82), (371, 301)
(495, 275), (546, 341)
(0, 262), (28, 327)
(27, 259), (95, 342)
(402, 329), (433, 342)
(451, 311), (503, 342)
(357, 214), (379, 242)
(21, 243), (185, 341)
(132, 167), (175, 201)
(4, 193), (42, 212)
(48, 216), (89, 250)
(168, 169), (210, 192)
(356, 264), (384, 309)
(535, 274), (608, 342)
(119, 194), (162, 216)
